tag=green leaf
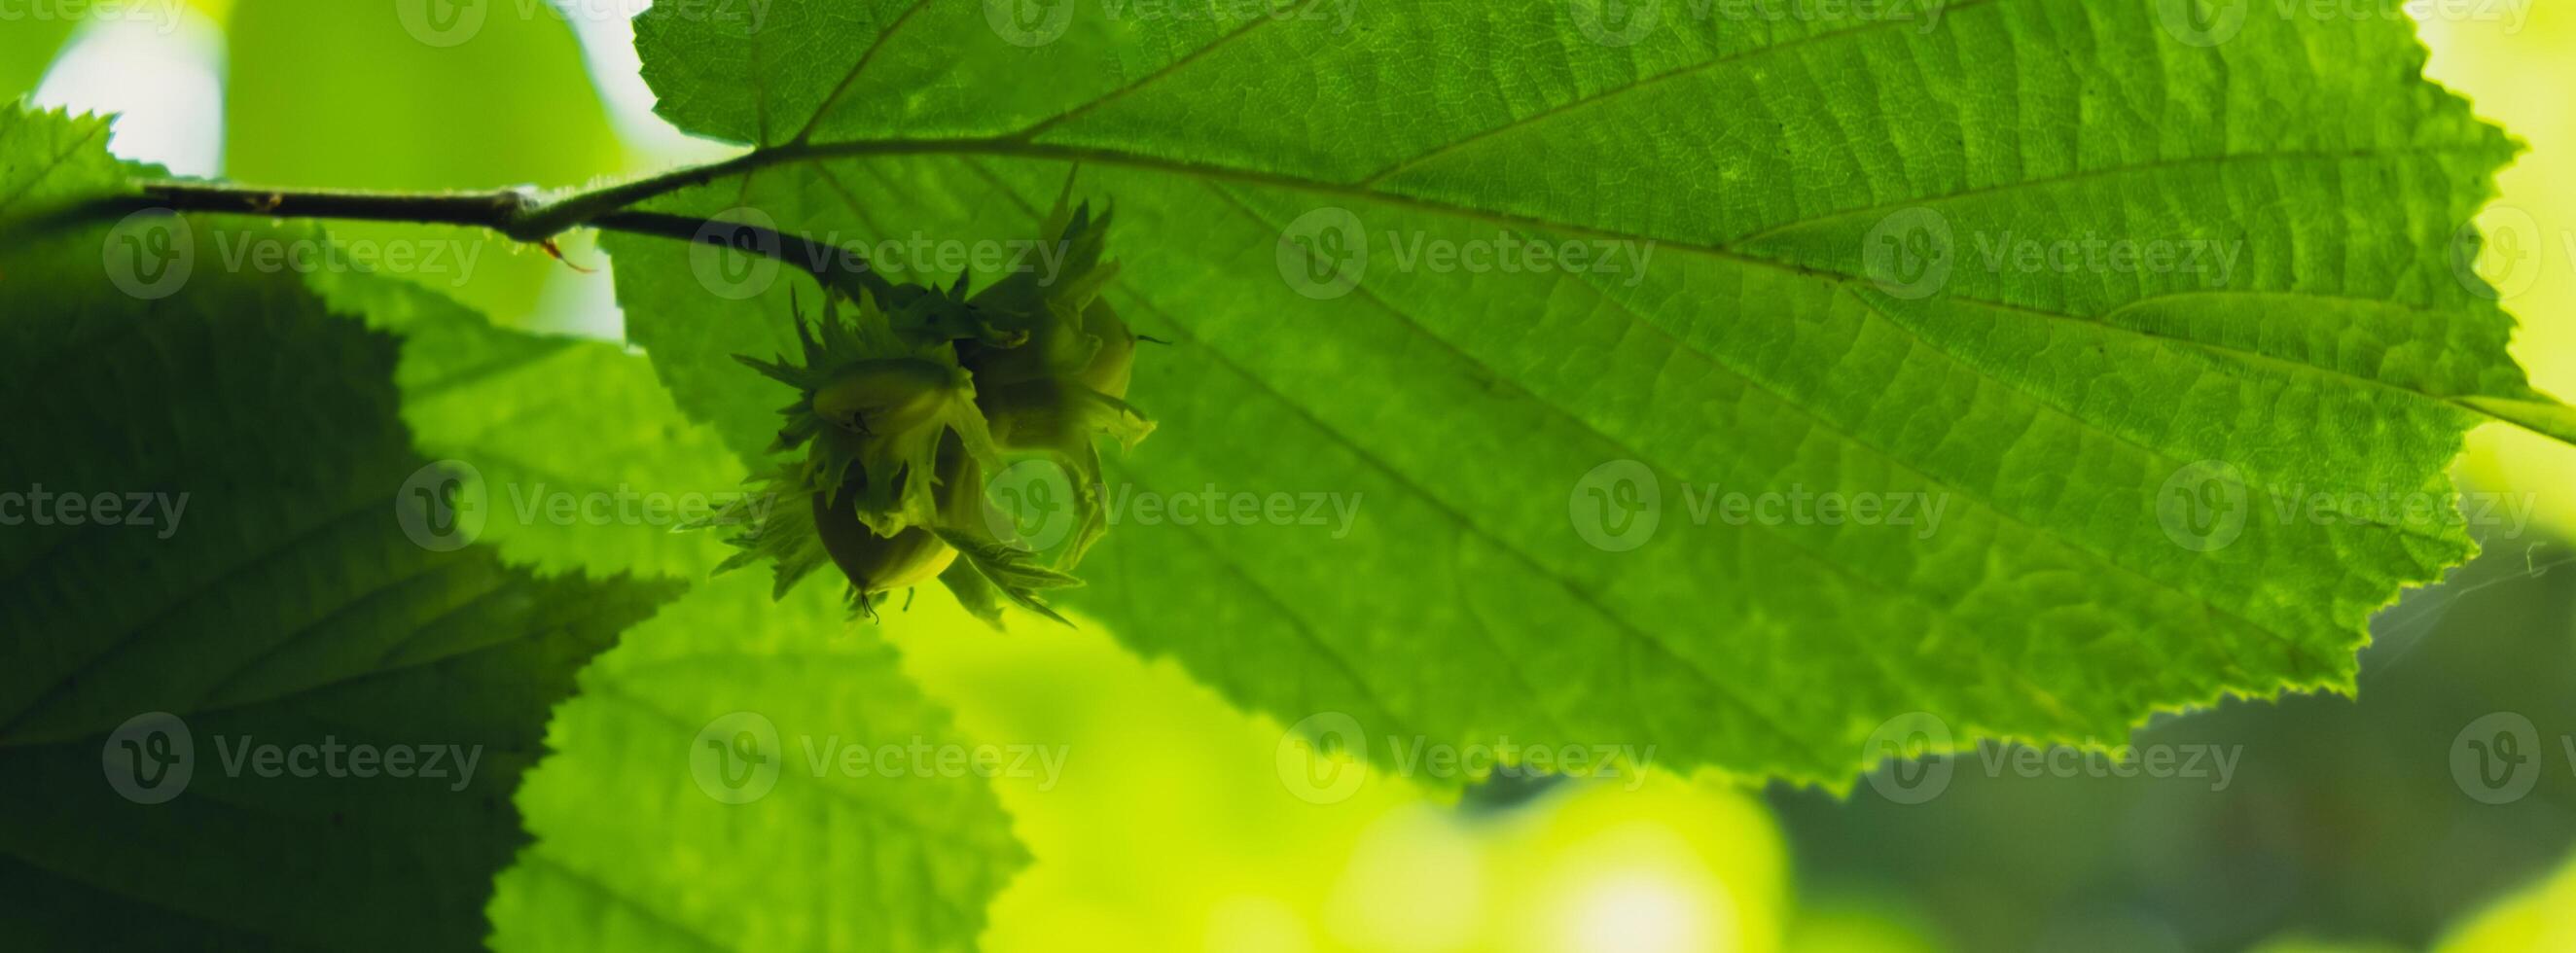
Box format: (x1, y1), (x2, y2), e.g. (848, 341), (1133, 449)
(300, 263), (754, 582)
(485, 571), (1028, 953)
(0, 108), (680, 949)
(607, 1), (2563, 786)
(0, 104), (126, 218)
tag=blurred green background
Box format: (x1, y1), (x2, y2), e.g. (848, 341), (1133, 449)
(11, 3), (2576, 950)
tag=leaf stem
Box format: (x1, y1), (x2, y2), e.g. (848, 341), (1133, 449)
(119, 180), (546, 234)
(506, 151), (769, 239)
(52, 164), (896, 298)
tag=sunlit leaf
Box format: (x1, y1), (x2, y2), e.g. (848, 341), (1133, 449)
(607, 0), (2560, 786)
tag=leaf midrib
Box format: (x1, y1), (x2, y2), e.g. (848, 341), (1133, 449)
(702, 133), (2496, 750)
(698, 132), (2538, 438)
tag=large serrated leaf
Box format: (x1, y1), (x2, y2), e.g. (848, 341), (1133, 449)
(485, 571), (1029, 953)
(0, 108), (681, 949)
(604, 0), (2563, 786)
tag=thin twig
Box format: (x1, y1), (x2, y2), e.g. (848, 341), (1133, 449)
(28, 175), (897, 299)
